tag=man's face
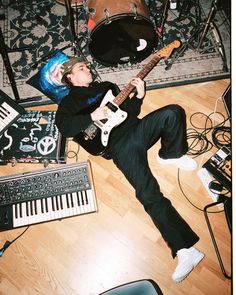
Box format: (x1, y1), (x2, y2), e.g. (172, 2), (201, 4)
(67, 62), (93, 86)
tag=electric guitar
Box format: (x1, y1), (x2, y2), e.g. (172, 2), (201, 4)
(74, 40), (181, 156)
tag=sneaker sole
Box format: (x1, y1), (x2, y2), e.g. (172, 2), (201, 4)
(173, 253), (205, 284)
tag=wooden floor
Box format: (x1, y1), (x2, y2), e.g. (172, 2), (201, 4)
(0, 79), (231, 295)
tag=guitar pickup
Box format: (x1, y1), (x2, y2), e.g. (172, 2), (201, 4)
(106, 102), (118, 112)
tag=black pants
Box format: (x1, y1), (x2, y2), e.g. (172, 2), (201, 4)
(108, 105), (199, 258)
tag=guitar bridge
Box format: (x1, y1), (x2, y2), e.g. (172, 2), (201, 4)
(83, 123), (98, 140)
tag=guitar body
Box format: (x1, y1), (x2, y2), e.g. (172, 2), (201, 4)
(74, 127), (106, 156)
(74, 89), (128, 156)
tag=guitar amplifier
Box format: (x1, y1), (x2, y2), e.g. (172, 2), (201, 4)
(0, 110), (67, 165)
(203, 146), (231, 191)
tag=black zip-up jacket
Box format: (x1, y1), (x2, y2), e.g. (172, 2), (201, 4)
(55, 81), (143, 147)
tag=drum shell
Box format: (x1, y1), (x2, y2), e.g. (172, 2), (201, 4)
(87, 0), (157, 66)
(87, 0), (151, 26)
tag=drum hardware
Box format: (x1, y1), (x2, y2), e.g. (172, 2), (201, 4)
(104, 9), (111, 24)
(178, 0), (202, 22)
(0, 1), (5, 20)
(163, 0), (228, 72)
(0, 26), (34, 102)
(131, 3), (138, 19)
(31, 44), (72, 69)
(155, 0), (170, 47)
(64, 0), (79, 55)
(88, 7), (95, 15)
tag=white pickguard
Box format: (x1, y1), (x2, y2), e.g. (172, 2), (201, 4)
(94, 90), (128, 146)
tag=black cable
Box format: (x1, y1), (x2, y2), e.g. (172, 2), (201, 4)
(211, 126), (231, 149)
(186, 111), (230, 157)
(187, 127), (213, 156)
(65, 139), (80, 162)
(0, 226), (30, 257)
(178, 108), (231, 213)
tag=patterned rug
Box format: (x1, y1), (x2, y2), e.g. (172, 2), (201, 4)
(0, 0), (231, 107)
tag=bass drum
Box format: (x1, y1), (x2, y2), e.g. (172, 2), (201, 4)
(87, 0), (158, 66)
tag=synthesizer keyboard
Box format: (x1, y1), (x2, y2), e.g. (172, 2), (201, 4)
(0, 89), (24, 136)
(0, 161), (97, 230)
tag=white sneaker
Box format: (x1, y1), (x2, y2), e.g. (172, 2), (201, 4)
(157, 155), (197, 171)
(172, 247), (205, 283)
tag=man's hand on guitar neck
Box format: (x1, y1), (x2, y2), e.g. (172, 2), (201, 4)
(130, 77), (146, 99)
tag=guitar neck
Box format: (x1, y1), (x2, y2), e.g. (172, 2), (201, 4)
(113, 53), (162, 106)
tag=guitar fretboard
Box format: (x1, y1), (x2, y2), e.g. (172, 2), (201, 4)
(113, 40), (181, 106)
(114, 54), (162, 106)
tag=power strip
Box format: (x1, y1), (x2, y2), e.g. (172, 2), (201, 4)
(197, 168), (219, 202)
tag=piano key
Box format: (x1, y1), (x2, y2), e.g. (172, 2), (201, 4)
(12, 189), (96, 228)
(34, 200), (38, 215)
(14, 203), (18, 219)
(55, 196), (59, 211)
(0, 91), (24, 137)
(86, 189), (97, 212)
(26, 201), (30, 216)
(40, 199), (44, 214)
(30, 201), (34, 216)
(1, 102), (19, 120)
(51, 196), (55, 211)
(66, 193), (74, 216)
(70, 194), (74, 207)
(70, 192), (80, 216)
(20, 202), (28, 225)
(1, 103), (11, 115)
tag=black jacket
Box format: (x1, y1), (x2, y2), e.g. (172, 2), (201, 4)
(55, 81), (143, 145)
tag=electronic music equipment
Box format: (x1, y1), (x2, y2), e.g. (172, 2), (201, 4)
(87, 0), (158, 66)
(203, 146), (231, 191)
(222, 84), (231, 118)
(0, 89), (24, 136)
(0, 161), (97, 231)
(74, 40), (181, 156)
(0, 110), (67, 165)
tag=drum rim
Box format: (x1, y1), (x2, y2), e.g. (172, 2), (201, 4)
(89, 13), (156, 34)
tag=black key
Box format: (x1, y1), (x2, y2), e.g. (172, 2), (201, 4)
(59, 195), (63, 209)
(66, 194), (70, 208)
(19, 203), (23, 218)
(55, 196), (59, 210)
(76, 192), (80, 206)
(81, 191), (85, 205)
(51, 197), (55, 211)
(26, 201), (29, 216)
(41, 199), (44, 213)
(70, 194), (74, 207)
(34, 200), (37, 215)
(85, 190), (88, 204)
(14, 204), (18, 219)
(30, 201), (34, 215)
(45, 198), (48, 213)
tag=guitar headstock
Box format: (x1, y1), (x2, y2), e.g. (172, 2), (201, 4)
(158, 40), (181, 58)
